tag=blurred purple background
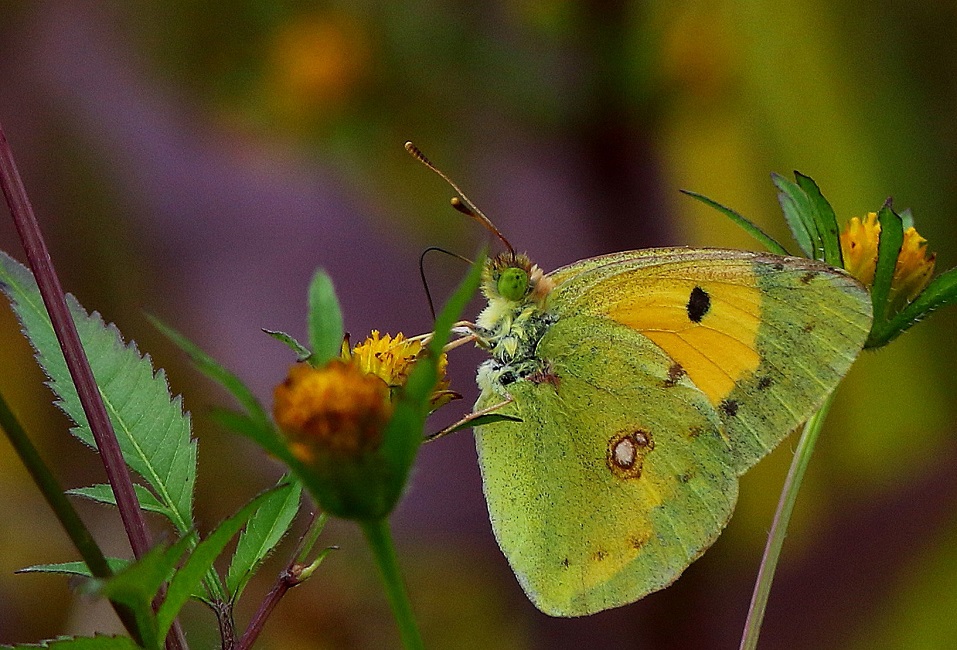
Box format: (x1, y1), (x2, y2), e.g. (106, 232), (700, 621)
(1, 2), (956, 648)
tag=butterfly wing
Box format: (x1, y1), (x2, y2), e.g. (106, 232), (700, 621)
(548, 248), (872, 473)
(475, 314), (737, 616)
(474, 248), (872, 616)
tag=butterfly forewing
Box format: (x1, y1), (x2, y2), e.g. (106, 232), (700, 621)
(549, 248), (872, 473)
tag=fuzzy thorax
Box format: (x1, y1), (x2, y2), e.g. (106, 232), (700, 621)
(475, 253), (555, 366)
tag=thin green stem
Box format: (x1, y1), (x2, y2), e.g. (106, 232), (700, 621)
(295, 512), (328, 566)
(739, 394), (835, 650)
(0, 389), (143, 642)
(360, 518), (424, 650)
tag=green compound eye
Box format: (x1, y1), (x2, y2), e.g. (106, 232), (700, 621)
(498, 267), (529, 301)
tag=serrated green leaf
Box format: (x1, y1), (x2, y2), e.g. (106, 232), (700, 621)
(307, 270), (343, 366)
(871, 266), (957, 347)
(680, 190), (790, 255)
(67, 484), (173, 519)
(794, 173), (843, 266)
(148, 315), (271, 431)
(1, 635), (143, 649)
(262, 329), (312, 361)
(0, 253), (196, 536)
(157, 488), (277, 638)
(226, 477), (302, 600)
(772, 173), (819, 259)
(17, 558), (130, 577)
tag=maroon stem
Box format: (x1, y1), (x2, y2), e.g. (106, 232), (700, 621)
(0, 122), (187, 650)
(236, 566), (303, 650)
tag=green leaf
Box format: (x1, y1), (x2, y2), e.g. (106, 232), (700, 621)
(0, 253), (196, 536)
(872, 266), (957, 347)
(1, 635), (143, 649)
(772, 173), (816, 258)
(307, 269), (343, 366)
(262, 329), (312, 361)
(18, 558), (129, 577)
(91, 534), (195, 650)
(868, 205), (905, 333)
(226, 477), (302, 600)
(67, 484), (173, 519)
(156, 488), (277, 638)
(680, 190), (790, 255)
(794, 173), (843, 267)
(148, 315), (271, 431)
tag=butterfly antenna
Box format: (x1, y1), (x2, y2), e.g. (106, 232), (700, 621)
(405, 141), (515, 258)
(419, 246), (473, 321)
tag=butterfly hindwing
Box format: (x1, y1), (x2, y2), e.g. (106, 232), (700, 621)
(475, 314), (738, 616)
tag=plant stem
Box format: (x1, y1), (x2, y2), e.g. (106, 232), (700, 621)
(236, 511), (325, 650)
(0, 122), (188, 650)
(235, 566), (299, 650)
(739, 394), (835, 650)
(360, 518), (424, 650)
(0, 390), (143, 643)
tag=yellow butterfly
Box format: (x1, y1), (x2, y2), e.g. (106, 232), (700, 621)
(410, 144), (872, 617)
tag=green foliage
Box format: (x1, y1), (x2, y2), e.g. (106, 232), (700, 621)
(307, 269), (343, 366)
(882, 266), (957, 343)
(226, 477), (302, 600)
(0, 253), (196, 535)
(67, 484), (174, 520)
(156, 489), (276, 639)
(772, 171), (844, 265)
(865, 204), (905, 345)
(91, 535), (195, 650)
(863, 203), (957, 347)
(680, 189), (790, 256)
(262, 328), (312, 360)
(17, 558), (130, 578)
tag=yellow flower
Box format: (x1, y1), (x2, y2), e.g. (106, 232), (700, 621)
(840, 212), (936, 307)
(347, 330), (456, 410)
(273, 360), (391, 462)
(272, 330), (456, 519)
(273, 331), (455, 462)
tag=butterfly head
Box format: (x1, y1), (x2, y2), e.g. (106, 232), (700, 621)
(475, 253), (557, 367)
(482, 253), (554, 306)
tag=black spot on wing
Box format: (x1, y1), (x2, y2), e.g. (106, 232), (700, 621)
(663, 362), (686, 388)
(720, 399), (739, 417)
(687, 286), (711, 323)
